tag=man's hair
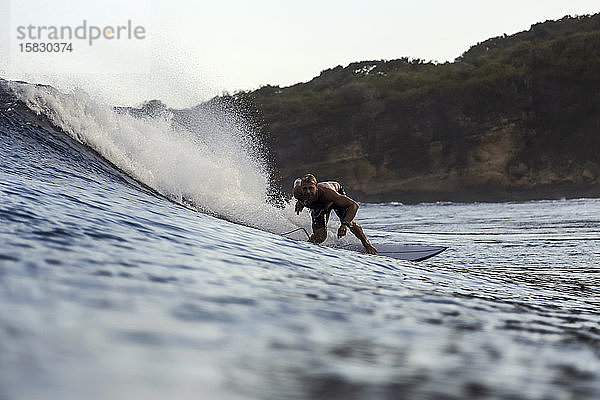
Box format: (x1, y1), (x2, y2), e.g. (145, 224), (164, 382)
(300, 174), (317, 186)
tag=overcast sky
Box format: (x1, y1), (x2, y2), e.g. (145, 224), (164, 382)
(2, 0), (599, 107)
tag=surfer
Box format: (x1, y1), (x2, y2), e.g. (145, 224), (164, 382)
(293, 174), (377, 255)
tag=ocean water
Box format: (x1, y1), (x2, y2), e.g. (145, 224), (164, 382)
(1, 79), (599, 400)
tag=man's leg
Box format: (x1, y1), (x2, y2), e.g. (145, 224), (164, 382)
(310, 208), (330, 244)
(333, 207), (377, 255)
(309, 227), (328, 244)
(349, 221), (377, 254)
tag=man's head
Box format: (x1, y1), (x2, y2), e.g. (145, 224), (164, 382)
(295, 173), (318, 202)
(300, 174), (317, 186)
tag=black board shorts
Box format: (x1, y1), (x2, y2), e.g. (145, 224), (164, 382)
(310, 186), (348, 230)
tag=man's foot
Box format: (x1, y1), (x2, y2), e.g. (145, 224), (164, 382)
(364, 243), (377, 255)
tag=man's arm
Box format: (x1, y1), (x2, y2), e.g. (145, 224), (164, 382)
(318, 186), (359, 224)
(318, 185), (377, 254)
(293, 179), (306, 214)
(292, 182), (302, 200)
(294, 200), (304, 214)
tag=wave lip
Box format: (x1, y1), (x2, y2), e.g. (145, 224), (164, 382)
(6, 79), (303, 234)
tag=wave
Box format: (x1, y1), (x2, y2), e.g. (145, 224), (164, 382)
(4, 79), (307, 235)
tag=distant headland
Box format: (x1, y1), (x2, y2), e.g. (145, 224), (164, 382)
(208, 13), (600, 203)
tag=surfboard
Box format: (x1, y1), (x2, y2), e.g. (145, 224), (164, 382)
(372, 244), (447, 261)
(281, 228), (446, 261)
(335, 243), (447, 262)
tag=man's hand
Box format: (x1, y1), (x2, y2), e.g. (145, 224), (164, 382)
(337, 224), (347, 238)
(295, 201), (304, 215)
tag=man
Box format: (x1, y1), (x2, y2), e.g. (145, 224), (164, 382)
(293, 174), (377, 255)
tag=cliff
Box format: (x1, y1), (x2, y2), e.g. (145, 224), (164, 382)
(226, 14), (600, 202)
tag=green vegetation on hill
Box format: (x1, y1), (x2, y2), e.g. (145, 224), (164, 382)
(222, 14), (600, 202)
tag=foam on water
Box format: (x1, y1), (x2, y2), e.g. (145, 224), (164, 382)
(8, 81), (309, 235)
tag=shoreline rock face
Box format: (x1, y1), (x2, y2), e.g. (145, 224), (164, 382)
(229, 15), (600, 202)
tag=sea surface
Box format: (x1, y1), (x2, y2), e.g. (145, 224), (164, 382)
(1, 79), (599, 400)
